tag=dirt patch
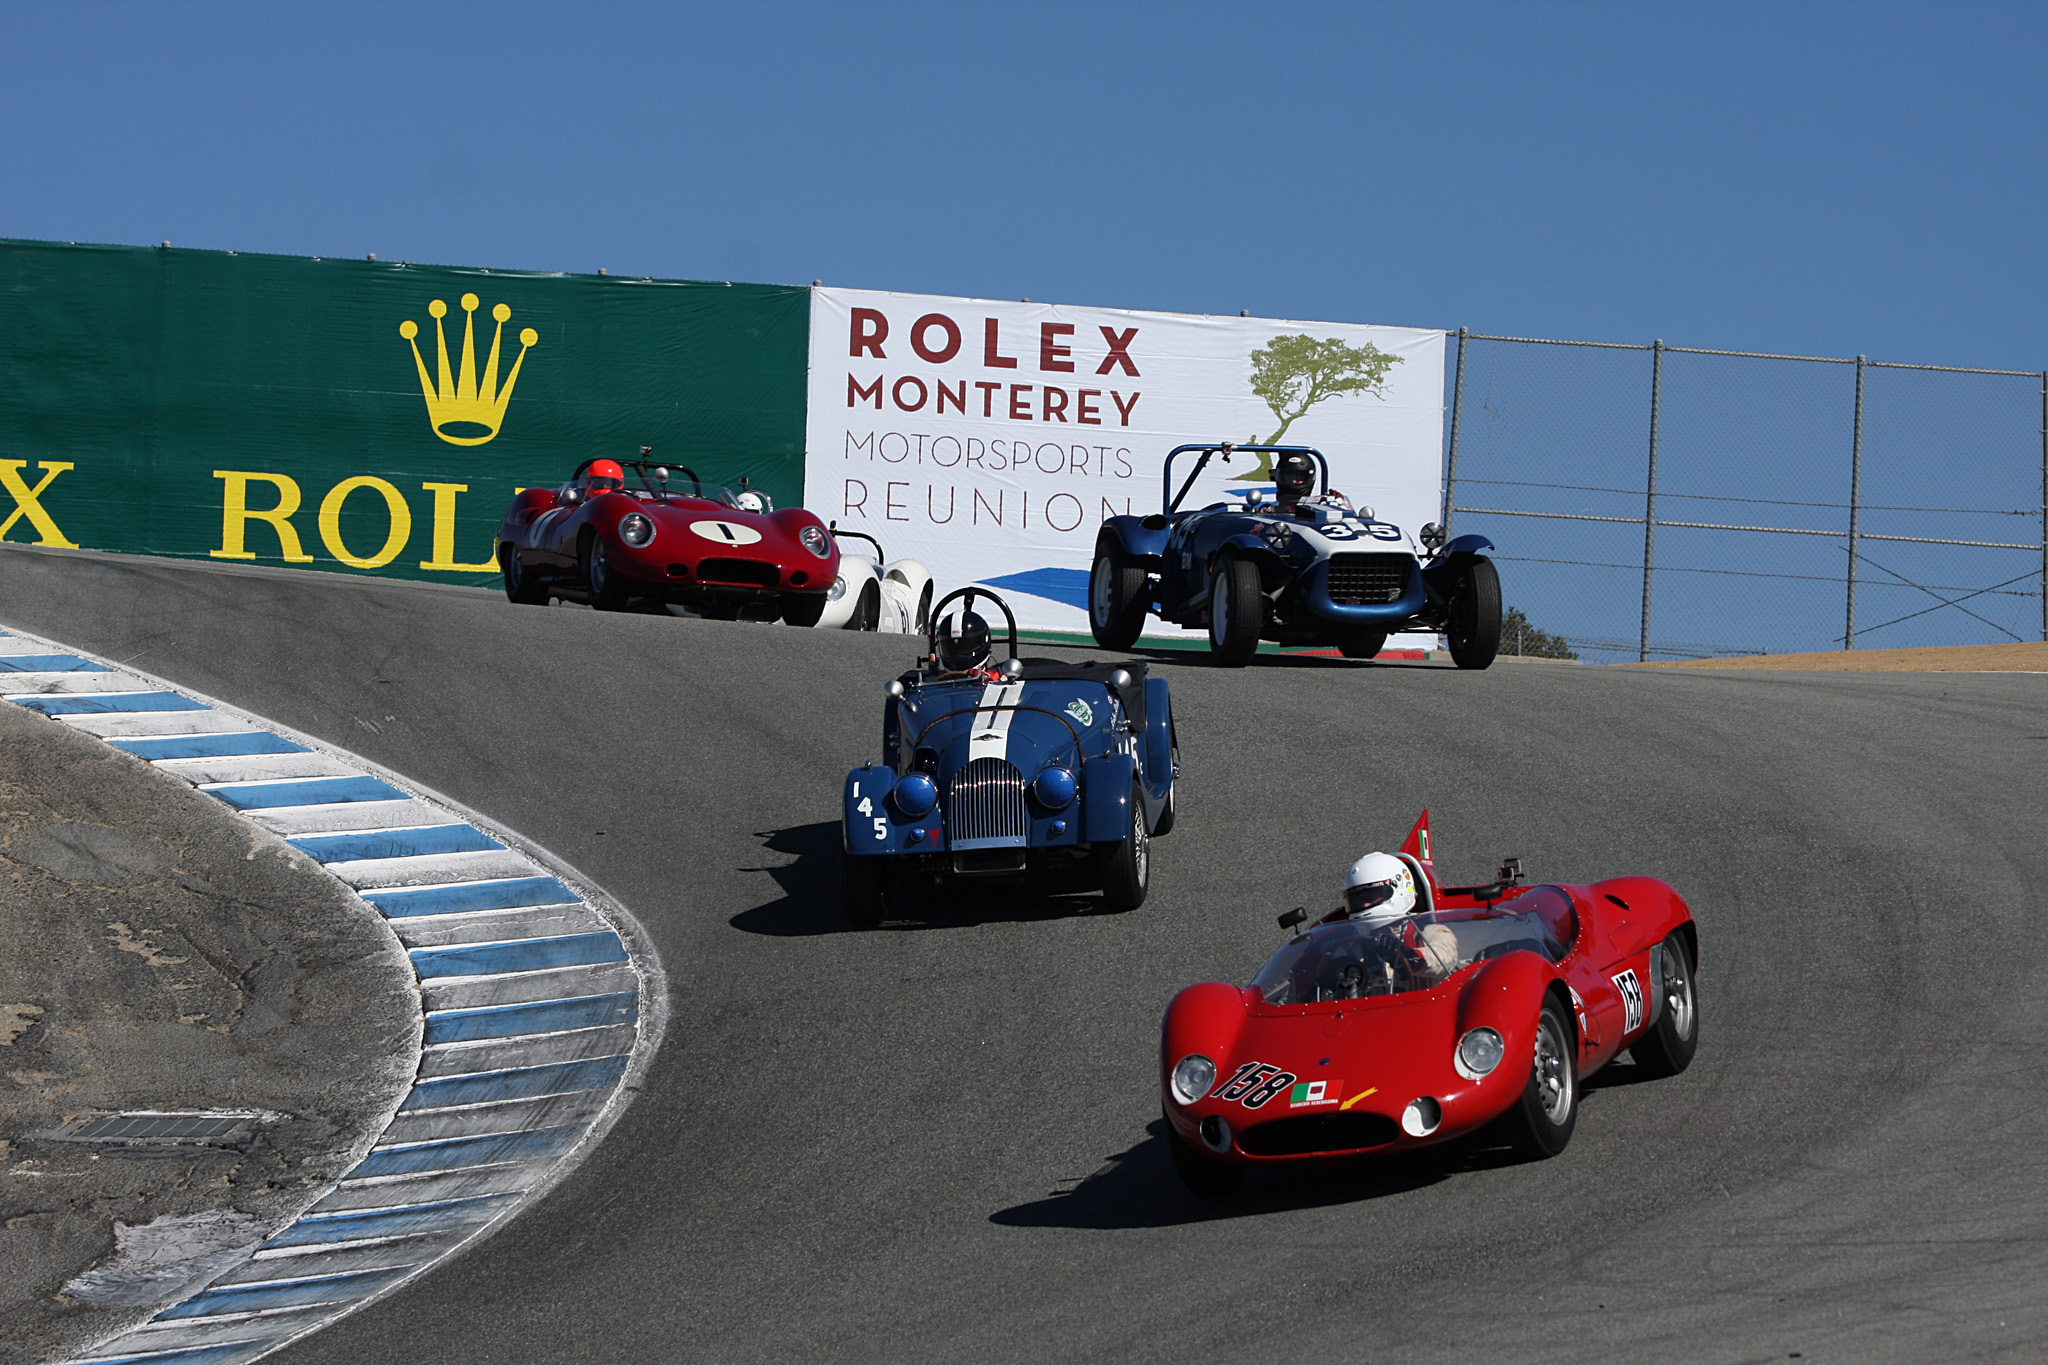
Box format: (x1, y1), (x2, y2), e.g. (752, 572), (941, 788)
(1631, 641), (2048, 672)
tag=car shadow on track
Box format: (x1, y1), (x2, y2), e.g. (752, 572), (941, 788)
(989, 1118), (1528, 1229)
(1117, 648), (1442, 672)
(730, 821), (1145, 937)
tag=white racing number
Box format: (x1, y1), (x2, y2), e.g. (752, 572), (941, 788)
(873, 817), (889, 840)
(1613, 969), (1645, 1034)
(855, 794), (887, 841)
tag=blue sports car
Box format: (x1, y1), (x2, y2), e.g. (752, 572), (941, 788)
(1088, 443), (1503, 667)
(841, 589), (1177, 926)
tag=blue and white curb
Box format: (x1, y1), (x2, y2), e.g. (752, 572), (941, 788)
(1, 625), (667, 1365)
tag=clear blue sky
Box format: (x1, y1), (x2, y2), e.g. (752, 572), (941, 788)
(4, 1), (2040, 371)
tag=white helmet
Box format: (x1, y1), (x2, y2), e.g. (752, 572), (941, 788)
(1344, 851), (1416, 923)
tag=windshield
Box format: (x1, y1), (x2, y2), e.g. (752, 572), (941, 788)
(644, 481), (740, 508)
(1251, 904), (1568, 1006)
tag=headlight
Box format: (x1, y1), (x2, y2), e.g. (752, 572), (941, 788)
(619, 513), (654, 548)
(1170, 1054), (1216, 1106)
(827, 575), (847, 602)
(799, 524), (831, 558)
(1260, 522), (1293, 550)
(1032, 766), (1076, 811)
(892, 772), (937, 818)
(1455, 1026), (1505, 1079)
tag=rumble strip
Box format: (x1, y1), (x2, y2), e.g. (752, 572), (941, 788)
(0, 625), (667, 1365)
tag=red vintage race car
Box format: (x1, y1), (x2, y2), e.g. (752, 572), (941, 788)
(497, 450), (839, 621)
(1160, 812), (1698, 1195)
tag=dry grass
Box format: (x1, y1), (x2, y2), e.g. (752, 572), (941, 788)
(1631, 641), (2048, 672)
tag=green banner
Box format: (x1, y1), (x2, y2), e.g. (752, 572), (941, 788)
(0, 238), (810, 583)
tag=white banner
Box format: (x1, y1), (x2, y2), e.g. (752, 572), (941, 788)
(805, 287), (1445, 634)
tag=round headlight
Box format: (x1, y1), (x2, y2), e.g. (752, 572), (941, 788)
(1170, 1054), (1216, 1106)
(799, 524), (831, 558)
(1032, 766), (1076, 811)
(892, 772), (937, 819)
(619, 512), (654, 548)
(827, 575), (847, 602)
(1455, 1026), (1505, 1079)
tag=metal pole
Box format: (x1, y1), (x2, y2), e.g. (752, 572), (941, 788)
(1640, 340), (1663, 662)
(2039, 371), (2046, 641)
(1443, 327), (1468, 531)
(1846, 355), (1865, 649)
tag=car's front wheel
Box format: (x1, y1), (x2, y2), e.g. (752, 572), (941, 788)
(781, 592), (828, 627)
(1207, 556), (1263, 667)
(501, 545), (548, 606)
(582, 536), (629, 611)
(853, 580), (881, 632)
(1089, 538), (1147, 650)
(842, 852), (885, 928)
(1630, 932), (1698, 1078)
(1445, 556), (1502, 670)
(1165, 1113), (1243, 1198)
(1503, 997), (1578, 1159)
(1099, 780), (1150, 910)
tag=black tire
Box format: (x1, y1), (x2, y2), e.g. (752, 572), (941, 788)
(1503, 997), (1578, 1160)
(581, 535), (629, 611)
(1098, 780), (1150, 910)
(1630, 932), (1699, 1078)
(915, 580), (934, 633)
(1088, 537), (1147, 650)
(1445, 556), (1502, 670)
(853, 580), (881, 632)
(1206, 556), (1263, 667)
(1166, 1113), (1244, 1198)
(842, 852), (885, 928)
(501, 545), (548, 606)
(1152, 761), (1177, 837)
(781, 591), (827, 627)
(1337, 629), (1389, 660)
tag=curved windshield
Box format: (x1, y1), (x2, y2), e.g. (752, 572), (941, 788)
(1251, 904), (1568, 1006)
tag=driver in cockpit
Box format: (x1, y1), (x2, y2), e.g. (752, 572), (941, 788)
(583, 458), (626, 499)
(934, 609), (1003, 683)
(1267, 451), (1352, 519)
(1344, 851), (1459, 982)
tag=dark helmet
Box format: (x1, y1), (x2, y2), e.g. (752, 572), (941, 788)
(585, 458), (626, 495)
(938, 610), (992, 671)
(1273, 451), (1316, 505)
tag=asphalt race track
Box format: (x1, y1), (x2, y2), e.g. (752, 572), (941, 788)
(7, 546), (2046, 1364)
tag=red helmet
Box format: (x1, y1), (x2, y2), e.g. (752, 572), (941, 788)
(585, 459), (626, 495)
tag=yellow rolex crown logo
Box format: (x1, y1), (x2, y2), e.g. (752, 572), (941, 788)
(400, 293), (538, 446)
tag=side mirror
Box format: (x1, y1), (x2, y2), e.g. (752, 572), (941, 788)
(560, 486), (585, 507)
(998, 658), (1023, 680)
(1109, 668), (1133, 691)
(885, 679), (907, 700)
(1277, 907), (1308, 932)
(1498, 857), (1524, 886)
(1420, 522), (1446, 553)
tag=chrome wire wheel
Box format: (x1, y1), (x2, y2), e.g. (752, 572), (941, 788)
(1090, 554), (1114, 626)
(1533, 1010), (1574, 1126)
(1132, 805), (1149, 885)
(1662, 945), (1696, 1042)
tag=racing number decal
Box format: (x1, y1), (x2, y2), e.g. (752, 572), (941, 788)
(856, 795), (888, 841)
(1613, 969), (1645, 1034)
(1211, 1061), (1298, 1110)
(1314, 521), (1404, 543)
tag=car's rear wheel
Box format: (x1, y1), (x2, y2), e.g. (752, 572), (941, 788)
(842, 852), (885, 928)
(853, 579), (881, 632)
(781, 592), (827, 627)
(1630, 932), (1699, 1078)
(1445, 556), (1502, 670)
(915, 580), (934, 633)
(501, 545), (548, 606)
(1337, 629), (1389, 660)
(1207, 556), (1263, 667)
(1166, 1112), (1243, 1198)
(1503, 997), (1578, 1159)
(1099, 780), (1150, 910)
(1152, 745), (1178, 837)
(582, 536), (629, 611)
(1089, 537), (1148, 650)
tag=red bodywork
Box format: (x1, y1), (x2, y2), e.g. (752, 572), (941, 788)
(1160, 812), (1696, 1164)
(497, 480), (838, 611)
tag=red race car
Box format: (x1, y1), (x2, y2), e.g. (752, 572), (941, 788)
(497, 449), (839, 621)
(1160, 812), (1698, 1195)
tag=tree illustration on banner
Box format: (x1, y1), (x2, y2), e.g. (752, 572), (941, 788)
(1237, 335), (1404, 482)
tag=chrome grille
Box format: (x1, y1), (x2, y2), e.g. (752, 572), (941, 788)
(1326, 554), (1409, 606)
(948, 756), (1027, 843)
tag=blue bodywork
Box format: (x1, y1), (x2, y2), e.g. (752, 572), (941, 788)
(1095, 443), (1496, 648)
(843, 660), (1174, 880)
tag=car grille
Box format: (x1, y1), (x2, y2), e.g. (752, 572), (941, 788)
(697, 558), (778, 587)
(1237, 1111), (1400, 1156)
(948, 757), (1027, 843)
(1326, 554), (1410, 606)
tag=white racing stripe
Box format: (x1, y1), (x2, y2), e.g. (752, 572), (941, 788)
(968, 682), (1025, 764)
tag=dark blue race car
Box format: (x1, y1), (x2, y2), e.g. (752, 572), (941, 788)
(841, 589), (1176, 927)
(1088, 443), (1503, 668)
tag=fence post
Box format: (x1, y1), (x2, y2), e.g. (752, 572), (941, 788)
(1640, 340), (1663, 663)
(2040, 371), (2046, 641)
(1845, 355), (1866, 649)
(1443, 327), (1468, 531)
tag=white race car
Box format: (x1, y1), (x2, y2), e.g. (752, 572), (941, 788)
(817, 529), (935, 633)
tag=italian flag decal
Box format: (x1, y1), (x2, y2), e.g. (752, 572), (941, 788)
(1289, 1080), (1343, 1107)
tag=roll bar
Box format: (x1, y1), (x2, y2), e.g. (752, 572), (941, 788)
(1162, 443), (1331, 516)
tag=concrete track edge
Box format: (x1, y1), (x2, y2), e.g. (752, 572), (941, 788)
(0, 621), (668, 1365)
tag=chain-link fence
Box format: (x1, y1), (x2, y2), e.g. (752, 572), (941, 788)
(1438, 330), (2048, 661)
